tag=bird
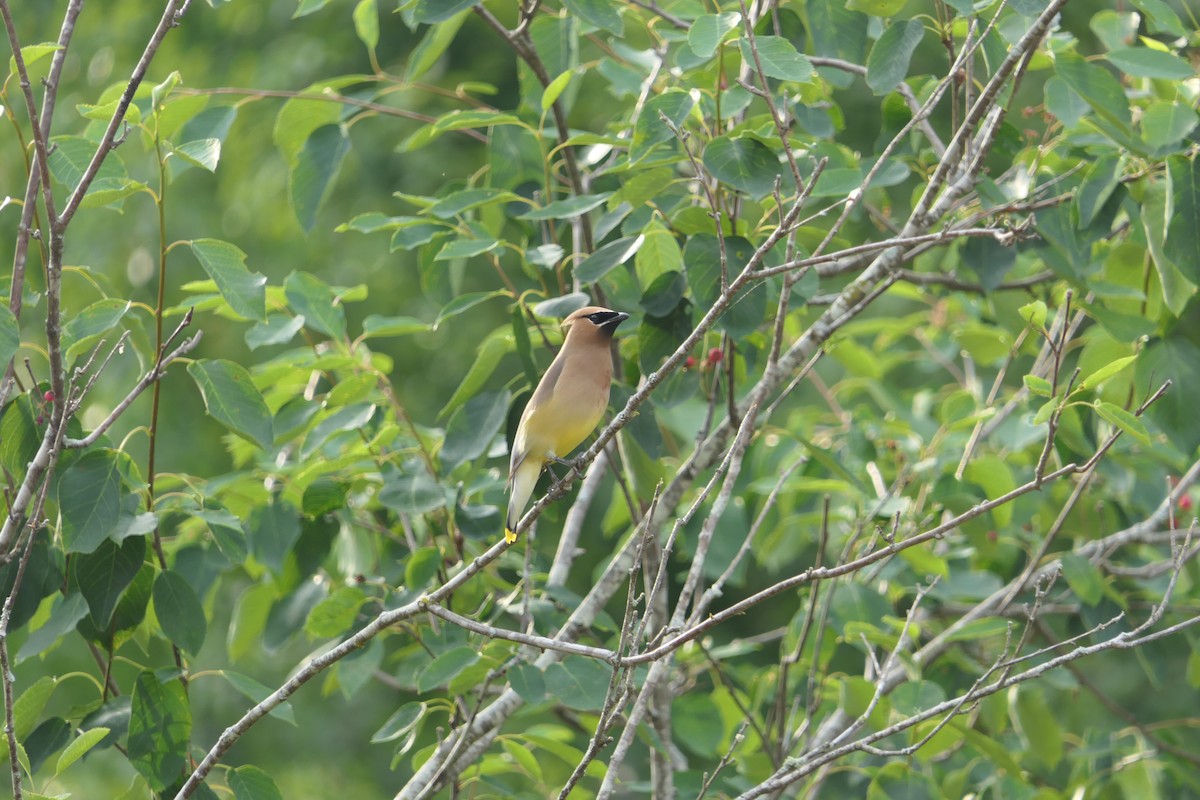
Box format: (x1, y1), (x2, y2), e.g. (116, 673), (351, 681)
(505, 306), (629, 543)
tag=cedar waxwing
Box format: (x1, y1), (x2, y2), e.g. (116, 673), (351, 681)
(505, 306), (629, 542)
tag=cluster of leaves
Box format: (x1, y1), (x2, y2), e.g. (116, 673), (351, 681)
(1, 0), (1199, 798)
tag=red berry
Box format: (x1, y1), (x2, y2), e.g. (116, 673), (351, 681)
(1180, 495), (1194, 512)
(706, 347), (724, 366)
(43, 390), (54, 403)
(684, 356), (696, 369)
(36, 415), (43, 425)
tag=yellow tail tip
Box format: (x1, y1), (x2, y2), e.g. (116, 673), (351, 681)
(504, 527), (517, 544)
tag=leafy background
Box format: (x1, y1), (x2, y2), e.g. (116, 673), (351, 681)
(1, 0), (1199, 798)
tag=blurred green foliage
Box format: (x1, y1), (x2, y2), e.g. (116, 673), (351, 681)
(1, 0), (1199, 798)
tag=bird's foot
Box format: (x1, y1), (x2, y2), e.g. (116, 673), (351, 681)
(547, 455), (582, 480)
(504, 527), (517, 544)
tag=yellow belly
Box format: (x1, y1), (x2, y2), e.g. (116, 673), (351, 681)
(521, 396), (605, 461)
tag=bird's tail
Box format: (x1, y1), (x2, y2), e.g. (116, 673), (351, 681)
(505, 455), (543, 541)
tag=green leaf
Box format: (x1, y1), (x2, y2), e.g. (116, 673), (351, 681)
(291, 124), (350, 232)
(411, 0), (481, 23)
(59, 449), (124, 554)
(433, 290), (507, 330)
(25, 717), (71, 774)
(264, 581), (326, 652)
(533, 293), (590, 318)
(379, 465), (447, 515)
(688, 13), (740, 59)
(1138, 178), (1191, 315)
(739, 36), (813, 83)
(418, 647), (480, 692)
(527, 243), (564, 270)
(46, 136), (133, 207)
(575, 235), (645, 283)
(963, 455), (1016, 527)
(305, 586), (366, 638)
(405, 547), (442, 590)
(508, 663), (546, 704)
(672, 693), (724, 757)
(371, 702), (426, 743)
(544, 656), (612, 711)
(188, 239), (267, 322)
(219, 671), (296, 725)
(294, 0), (332, 17)
(810, 0), (868, 86)
(441, 327), (513, 417)
(1018, 300), (1048, 329)
(229, 765), (283, 800)
(406, 10), (469, 82)
(441, 389), (510, 472)
(191, 508), (247, 562)
(1076, 152), (1122, 227)
(517, 192), (610, 221)
(1013, 687), (1063, 768)
(428, 187), (521, 219)
(542, 69), (575, 110)
(73, 536), (146, 630)
(284, 270), (348, 339)
(301, 403), (376, 458)
(1105, 47), (1194, 79)
(941, 617), (1010, 643)
(634, 221), (683, 288)
(229, 584), (274, 662)
(1055, 54), (1132, 135)
(128, 670), (191, 791)
(153, 570), (207, 655)
(9, 42), (61, 76)
(1130, 0), (1186, 36)
(1141, 102), (1198, 151)
(0, 395), (39, 482)
(361, 314), (427, 338)
(684, 235), (766, 339)
(0, 304), (19, 370)
(960, 236), (1016, 292)
(246, 314), (304, 350)
(891, 681), (947, 716)
(640, 271), (687, 317)
(273, 76), (363, 164)
(1094, 401), (1151, 444)
(171, 138), (221, 172)
(434, 236), (500, 261)
(1166, 154), (1200, 284)
(630, 90), (695, 162)
(353, 0), (379, 52)
(866, 19), (925, 95)
(187, 359), (275, 450)
(847, 0), (908, 15)
(702, 135), (785, 199)
(62, 298), (130, 362)
(17, 592), (89, 663)
(303, 477), (347, 518)
(14, 677), (58, 740)
(249, 501), (302, 575)
(1023, 374), (1053, 397)
(54, 727), (110, 776)
(1060, 553), (1104, 606)
(170, 105), (236, 179)
(562, 0), (623, 34)
(638, 298), (691, 372)
(1077, 355), (1136, 391)
(1044, 76), (1089, 128)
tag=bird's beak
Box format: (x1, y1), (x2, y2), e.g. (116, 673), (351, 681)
(603, 312), (630, 333)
